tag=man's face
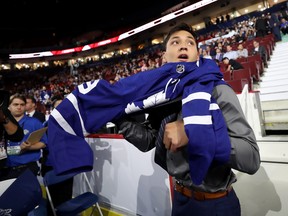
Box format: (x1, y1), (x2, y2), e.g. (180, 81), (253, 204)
(25, 98), (35, 112)
(163, 30), (199, 63)
(9, 98), (26, 118)
(226, 45), (232, 51)
(223, 59), (229, 65)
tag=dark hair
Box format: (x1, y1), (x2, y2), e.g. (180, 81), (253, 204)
(26, 94), (37, 104)
(162, 23), (198, 51)
(9, 93), (26, 105)
(51, 95), (64, 109)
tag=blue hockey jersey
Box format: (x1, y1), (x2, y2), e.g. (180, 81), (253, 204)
(48, 58), (231, 185)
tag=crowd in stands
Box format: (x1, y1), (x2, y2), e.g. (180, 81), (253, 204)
(1, 5), (287, 115)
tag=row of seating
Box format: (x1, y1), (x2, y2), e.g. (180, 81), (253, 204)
(219, 34), (276, 93)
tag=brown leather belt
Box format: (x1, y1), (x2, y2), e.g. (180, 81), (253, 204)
(175, 182), (232, 201)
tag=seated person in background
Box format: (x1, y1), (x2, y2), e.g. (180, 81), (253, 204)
(222, 57), (244, 72)
(25, 95), (46, 123)
(251, 40), (267, 67)
(237, 44), (248, 59)
(202, 49), (212, 59)
(0, 90), (24, 169)
(280, 17), (288, 35)
(0, 94), (47, 181)
(223, 45), (238, 60)
(213, 48), (224, 62)
(0, 92), (42, 215)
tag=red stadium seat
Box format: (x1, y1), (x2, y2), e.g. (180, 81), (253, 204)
(232, 68), (253, 91)
(241, 61), (261, 82)
(219, 62), (227, 73)
(222, 71), (232, 81)
(226, 79), (249, 93)
(246, 54), (264, 76)
(236, 57), (247, 64)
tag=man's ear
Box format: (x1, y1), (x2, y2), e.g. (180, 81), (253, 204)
(162, 52), (167, 64)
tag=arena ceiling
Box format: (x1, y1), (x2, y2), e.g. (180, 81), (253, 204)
(0, 0), (279, 51)
(0, 0), (189, 49)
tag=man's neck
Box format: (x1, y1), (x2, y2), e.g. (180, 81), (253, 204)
(27, 110), (36, 116)
(14, 114), (24, 122)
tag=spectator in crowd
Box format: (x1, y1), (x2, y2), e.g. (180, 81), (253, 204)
(280, 17), (288, 35)
(237, 44), (248, 59)
(0, 94), (47, 181)
(251, 40), (268, 67)
(202, 49), (212, 59)
(0, 91), (42, 216)
(267, 12), (282, 42)
(245, 28), (256, 41)
(39, 86), (52, 110)
(205, 44), (216, 58)
(255, 14), (269, 38)
(222, 57), (244, 72)
(213, 47), (224, 62)
(117, 23), (260, 216)
(25, 94), (46, 123)
(223, 45), (238, 60)
(0, 90), (24, 168)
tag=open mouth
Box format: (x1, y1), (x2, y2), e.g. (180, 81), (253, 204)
(178, 54), (188, 60)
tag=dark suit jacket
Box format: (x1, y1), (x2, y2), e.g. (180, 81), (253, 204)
(253, 44), (266, 59)
(32, 111), (46, 123)
(214, 53), (224, 62)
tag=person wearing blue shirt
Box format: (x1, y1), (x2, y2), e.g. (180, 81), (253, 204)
(0, 94), (47, 181)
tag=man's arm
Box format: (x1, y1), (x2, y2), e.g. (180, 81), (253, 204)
(213, 84), (260, 174)
(1, 106), (24, 141)
(116, 117), (157, 152)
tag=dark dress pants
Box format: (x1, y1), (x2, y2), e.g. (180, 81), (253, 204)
(171, 188), (240, 216)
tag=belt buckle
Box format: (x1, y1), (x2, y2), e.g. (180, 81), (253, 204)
(175, 180), (184, 192)
(193, 191), (205, 201)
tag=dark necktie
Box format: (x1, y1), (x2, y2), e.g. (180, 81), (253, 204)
(154, 113), (178, 170)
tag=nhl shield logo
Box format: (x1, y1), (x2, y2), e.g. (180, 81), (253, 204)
(176, 64), (185, 73)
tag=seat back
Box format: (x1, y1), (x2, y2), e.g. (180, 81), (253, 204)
(226, 79), (249, 93)
(232, 68), (253, 91)
(43, 170), (103, 216)
(241, 61), (260, 82)
(43, 170), (75, 186)
(0, 169), (42, 216)
(246, 54), (264, 76)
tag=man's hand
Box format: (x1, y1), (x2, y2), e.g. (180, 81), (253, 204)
(20, 141), (32, 153)
(163, 120), (188, 152)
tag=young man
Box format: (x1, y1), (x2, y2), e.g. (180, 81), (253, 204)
(117, 23), (260, 216)
(0, 91), (41, 216)
(48, 23), (260, 216)
(0, 94), (47, 181)
(0, 90), (24, 168)
(25, 95), (46, 123)
(222, 57), (244, 72)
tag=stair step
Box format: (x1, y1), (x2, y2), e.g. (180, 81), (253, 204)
(262, 70), (288, 77)
(261, 100), (288, 111)
(260, 79), (288, 88)
(266, 62), (288, 69)
(259, 85), (288, 94)
(260, 92), (288, 101)
(261, 73), (288, 81)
